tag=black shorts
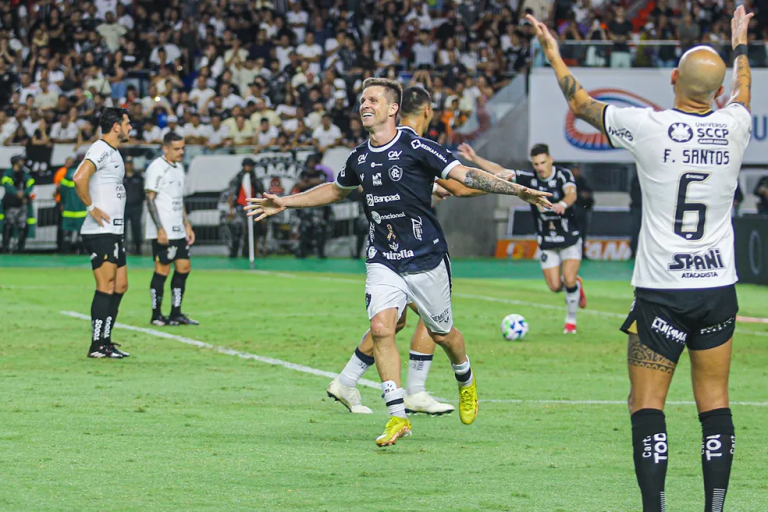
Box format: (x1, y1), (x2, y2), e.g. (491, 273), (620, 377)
(152, 238), (190, 265)
(620, 285), (738, 364)
(83, 234), (127, 270)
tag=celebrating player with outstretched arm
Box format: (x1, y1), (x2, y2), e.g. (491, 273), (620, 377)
(73, 107), (132, 359)
(248, 77), (551, 446)
(327, 86), (517, 417)
(530, 7), (752, 511)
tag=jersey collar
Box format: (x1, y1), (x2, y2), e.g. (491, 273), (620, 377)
(367, 130), (401, 153)
(397, 125), (418, 136)
(162, 157), (178, 168)
(672, 108), (714, 117)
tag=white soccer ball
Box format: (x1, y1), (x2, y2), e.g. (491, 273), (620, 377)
(501, 314), (529, 341)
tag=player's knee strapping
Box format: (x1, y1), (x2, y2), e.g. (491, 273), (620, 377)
(699, 408), (734, 512)
(170, 271), (189, 316)
(631, 408), (668, 512)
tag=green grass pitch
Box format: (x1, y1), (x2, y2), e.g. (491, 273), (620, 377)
(0, 256), (766, 511)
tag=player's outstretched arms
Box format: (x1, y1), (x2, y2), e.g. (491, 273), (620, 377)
(526, 14), (608, 134)
(448, 165), (552, 211)
(727, 6), (753, 111)
(435, 177), (486, 197)
(245, 182), (352, 222)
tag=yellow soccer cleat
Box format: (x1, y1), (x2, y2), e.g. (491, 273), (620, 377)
(458, 378), (479, 425)
(375, 417), (412, 447)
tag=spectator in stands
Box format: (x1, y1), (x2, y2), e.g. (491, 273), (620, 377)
(206, 114), (232, 150)
(609, 7), (634, 68)
(162, 115), (181, 138)
(678, 11), (702, 53)
(755, 175), (768, 215)
(50, 114), (79, 144)
(292, 118), (314, 148)
(312, 113), (342, 154)
(255, 117), (279, 148)
(229, 113), (255, 146)
(184, 113), (209, 146)
(5, 125), (29, 147)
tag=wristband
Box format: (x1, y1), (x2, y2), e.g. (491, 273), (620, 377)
(558, 201), (568, 209)
(86, 204), (95, 212)
(733, 44), (748, 58)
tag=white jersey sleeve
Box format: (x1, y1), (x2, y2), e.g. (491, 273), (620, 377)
(144, 157), (187, 240)
(613, 106), (751, 290)
(603, 105), (653, 151)
(80, 139), (126, 236)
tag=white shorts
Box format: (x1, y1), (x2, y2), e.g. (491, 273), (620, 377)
(365, 259), (453, 335)
(540, 238), (582, 270)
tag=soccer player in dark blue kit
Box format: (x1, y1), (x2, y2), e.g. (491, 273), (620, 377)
(247, 78), (552, 446)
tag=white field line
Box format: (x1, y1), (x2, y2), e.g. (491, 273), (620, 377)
(243, 271), (768, 338)
(60, 310), (767, 407)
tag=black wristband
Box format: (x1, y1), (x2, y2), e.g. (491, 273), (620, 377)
(733, 44), (748, 58)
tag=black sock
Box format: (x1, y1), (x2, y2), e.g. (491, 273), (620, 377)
(565, 284), (579, 293)
(105, 292), (124, 344)
(170, 271), (189, 317)
(700, 408), (735, 512)
(354, 347), (375, 366)
(150, 273), (167, 319)
(90, 290), (112, 347)
(631, 409), (669, 512)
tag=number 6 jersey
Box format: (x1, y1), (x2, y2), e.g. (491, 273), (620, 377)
(604, 103), (751, 289)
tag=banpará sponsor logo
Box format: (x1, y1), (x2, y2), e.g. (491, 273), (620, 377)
(370, 211), (406, 224)
(410, 139), (448, 163)
(382, 249), (415, 260)
(651, 317), (688, 344)
(366, 193), (401, 206)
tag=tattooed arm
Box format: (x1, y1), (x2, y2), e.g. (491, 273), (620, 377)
(727, 6), (753, 111)
(447, 165), (553, 210)
(145, 190), (168, 244)
(526, 14), (608, 134)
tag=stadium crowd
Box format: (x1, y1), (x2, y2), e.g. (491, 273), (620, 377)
(1, 0), (763, 155)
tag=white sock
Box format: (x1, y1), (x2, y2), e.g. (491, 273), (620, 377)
(338, 347), (374, 388)
(406, 351), (433, 395)
(381, 380), (407, 418)
(565, 283), (579, 325)
(452, 356), (473, 388)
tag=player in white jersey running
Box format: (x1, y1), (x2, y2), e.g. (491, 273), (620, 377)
(530, 7), (753, 512)
(145, 132), (198, 326)
(73, 107), (132, 359)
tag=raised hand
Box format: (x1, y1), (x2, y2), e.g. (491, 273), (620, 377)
(245, 193), (286, 222)
(457, 143), (477, 163)
(731, 5), (754, 48)
(526, 14), (561, 64)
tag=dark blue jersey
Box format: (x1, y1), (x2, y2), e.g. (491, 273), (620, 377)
(335, 126), (460, 273)
(513, 166), (581, 250)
